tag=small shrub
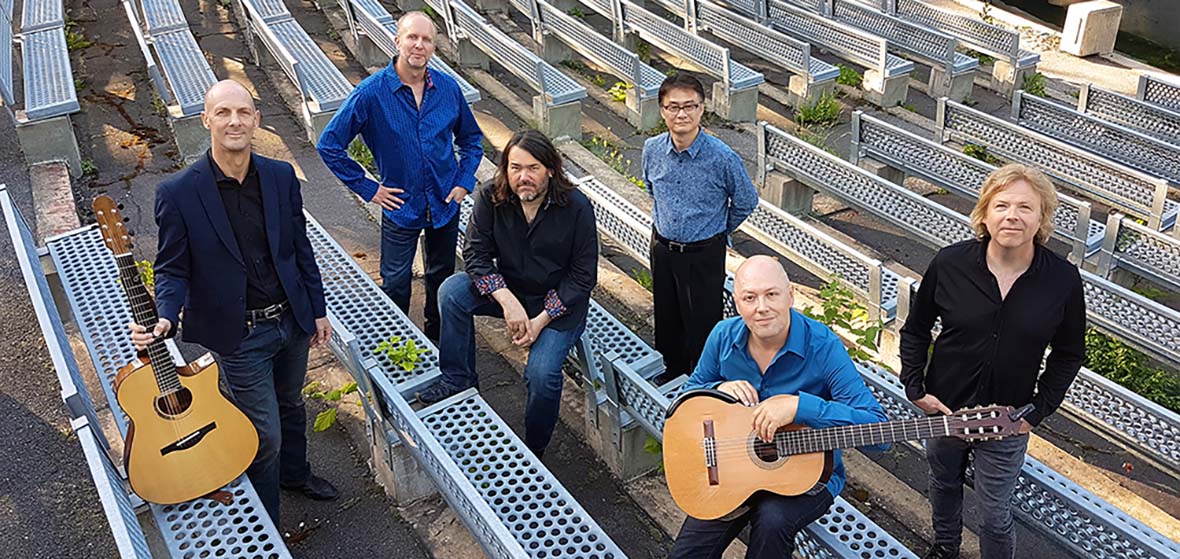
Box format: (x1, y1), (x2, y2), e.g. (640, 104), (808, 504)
(901, 103), (918, 113)
(1085, 329), (1180, 413)
(802, 277), (884, 363)
(962, 95), (978, 107)
(303, 380), (361, 432)
(836, 64), (862, 88)
(591, 73), (607, 88)
(637, 41), (653, 63)
(794, 93), (841, 126)
(74, 78), (87, 94)
(65, 25), (91, 52)
(80, 159), (98, 178)
(136, 260), (154, 290)
(607, 81), (632, 103)
(348, 139), (377, 175)
(631, 268), (653, 292)
(568, 7), (586, 19)
(373, 336), (425, 372)
(962, 143), (1002, 165)
(582, 136), (644, 189)
(1023, 72), (1047, 98)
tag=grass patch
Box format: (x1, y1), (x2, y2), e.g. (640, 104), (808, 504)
(349, 139), (378, 175)
(901, 103), (917, 113)
(637, 41), (653, 63)
(797, 125), (838, 156)
(794, 93), (840, 126)
(81, 159), (98, 177)
(631, 268), (653, 292)
(1022, 72), (1047, 98)
(962, 48), (996, 66)
(65, 20), (92, 52)
(567, 7), (586, 19)
(582, 136), (644, 190)
(836, 64), (862, 88)
(962, 143), (1002, 165)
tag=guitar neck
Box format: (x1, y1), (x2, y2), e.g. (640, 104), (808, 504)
(775, 416), (950, 456)
(113, 253), (181, 393)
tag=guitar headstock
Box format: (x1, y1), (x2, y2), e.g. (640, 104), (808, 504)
(946, 405), (1025, 441)
(93, 196), (133, 255)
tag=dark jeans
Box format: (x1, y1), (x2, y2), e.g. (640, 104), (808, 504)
(927, 434), (1030, 559)
(216, 310), (312, 525)
(669, 489), (834, 559)
(650, 233), (726, 377)
(436, 273), (585, 455)
(380, 213), (459, 341)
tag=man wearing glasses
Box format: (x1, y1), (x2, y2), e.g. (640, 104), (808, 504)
(642, 73), (758, 381)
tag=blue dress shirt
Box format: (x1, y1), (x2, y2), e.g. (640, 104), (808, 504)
(317, 61), (483, 229)
(642, 131), (758, 243)
(683, 311), (889, 497)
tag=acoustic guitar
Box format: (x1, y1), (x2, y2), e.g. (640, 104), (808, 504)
(94, 196), (258, 504)
(663, 389), (1030, 519)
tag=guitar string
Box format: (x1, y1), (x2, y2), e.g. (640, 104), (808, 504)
(702, 418), (953, 458)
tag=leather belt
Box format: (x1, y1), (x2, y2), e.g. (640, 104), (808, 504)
(653, 231), (724, 254)
(245, 301), (288, 323)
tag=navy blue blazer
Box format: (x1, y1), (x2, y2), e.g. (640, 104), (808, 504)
(153, 153), (327, 355)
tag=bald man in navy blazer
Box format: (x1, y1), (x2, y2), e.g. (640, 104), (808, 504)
(130, 80), (336, 525)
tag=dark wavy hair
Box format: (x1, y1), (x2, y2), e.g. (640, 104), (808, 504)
(492, 130), (576, 206)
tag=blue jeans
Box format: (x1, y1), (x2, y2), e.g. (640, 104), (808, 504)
(437, 273), (585, 455)
(668, 489), (834, 559)
(216, 310), (312, 525)
(927, 434), (1030, 559)
(381, 214), (459, 341)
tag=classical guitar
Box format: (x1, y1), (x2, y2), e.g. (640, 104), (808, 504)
(663, 389), (1030, 519)
(94, 196), (258, 505)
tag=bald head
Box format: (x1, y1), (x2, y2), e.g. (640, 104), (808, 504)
(734, 255), (794, 343)
(397, 11), (435, 31)
(735, 255), (791, 292)
(395, 11), (437, 71)
(204, 80), (255, 113)
(202, 79), (259, 154)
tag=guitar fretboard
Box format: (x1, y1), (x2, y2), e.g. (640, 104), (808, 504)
(114, 252), (181, 393)
(774, 416), (950, 456)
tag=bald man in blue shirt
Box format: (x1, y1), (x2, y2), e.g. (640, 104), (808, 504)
(669, 255), (888, 559)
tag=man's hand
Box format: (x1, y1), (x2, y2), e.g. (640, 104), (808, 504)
(514, 313), (552, 348)
(751, 394), (799, 443)
(444, 186), (468, 205)
(494, 290), (529, 339)
(310, 317), (332, 347)
(717, 380), (759, 407)
(128, 319), (171, 352)
(912, 394), (952, 415)
(1018, 419), (1033, 435)
(371, 184), (405, 211)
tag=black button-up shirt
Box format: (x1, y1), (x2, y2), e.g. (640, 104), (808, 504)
(463, 182), (599, 331)
(208, 150), (285, 310)
(899, 239), (1085, 426)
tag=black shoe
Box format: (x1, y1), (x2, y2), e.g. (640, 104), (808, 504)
(281, 474), (338, 501)
(922, 544), (960, 559)
(416, 379), (465, 404)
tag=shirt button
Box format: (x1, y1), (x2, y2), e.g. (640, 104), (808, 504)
(991, 333), (998, 339)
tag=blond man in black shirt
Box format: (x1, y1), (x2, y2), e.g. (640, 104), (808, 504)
(900, 164), (1085, 559)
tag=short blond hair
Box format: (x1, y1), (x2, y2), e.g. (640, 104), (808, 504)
(970, 163), (1057, 245)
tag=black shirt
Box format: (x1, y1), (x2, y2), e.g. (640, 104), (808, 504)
(899, 239), (1085, 426)
(208, 150), (285, 310)
(463, 182), (599, 331)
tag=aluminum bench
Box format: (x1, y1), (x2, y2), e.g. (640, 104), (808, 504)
(1136, 73), (1180, 113)
(340, 0), (481, 103)
(20, 26), (79, 120)
(1, 0), (14, 106)
(1079, 83), (1180, 147)
(21, 0), (62, 32)
(237, 0), (354, 140)
(936, 98), (1178, 234)
(1013, 90), (1180, 187)
(1096, 212), (1180, 293)
(849, 111), (1102, 260)
(763, 120), (1180, 369)
(132, 0), (218, 117)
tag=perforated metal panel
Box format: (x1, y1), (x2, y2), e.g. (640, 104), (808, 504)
(141, 0), (187, 32)
(763, 122), (974, 249)
(420, 391), (626, 558)
(699, 1), (838, 83)
(247, 0), (291, 22)
(1066, 365), (1180, 473)
(75, 420), (154, 559)
(268, 19), (354, 111)
(578, 176), (653, 264)
(894, 0), (1022, 61)
(762, 0), (913, 78)
(153, 29), (218, 117)
(22, 28), (81, 120)
(0, 4), (14, 106)
(151, 476), (287, 558)
(303, 212), (442, 397)
(1104, 216), (1180, 292)
(539, 1), (662, 99)
(1081, 267), (1180, 368)
(1138, 74), (1180, 112)
(622, 0), (764, 90)
(1080, 84), (1180, 146)
(585, 300), (658, 376)
(939, 99), (1178, 231)
(1015, 92), (1180, 185)
(855, 362), (1180, 559)
(853, 112), (1104, 256)
(21, 0), (63, 31)
(831, 0), (971, 74)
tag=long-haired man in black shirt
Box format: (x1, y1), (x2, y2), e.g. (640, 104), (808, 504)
(418, 130), (599, 457)
(900, 164), (1085, 559)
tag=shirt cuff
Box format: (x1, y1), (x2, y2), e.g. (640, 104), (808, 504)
(794, 391), (823, 426)
(544, 289), (568, 319)
(904, 384), (926, 403)
(474, 273), (506, 296)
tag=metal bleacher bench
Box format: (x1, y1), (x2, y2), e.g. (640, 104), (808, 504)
(754, 129), (1180, 558)
(1013, 90), (1180, 187)
(130, 0), (217, 118)
(1, 185), (289, 559)
(2, 0), (17, 107)
(17, 0), (80, 120)
(1096, 211), (1180, 293)
(1079, 83), (1180, 147)
(574, 0), (764, 121)
(849, 111), (1103, 261)
(338, 0), (481, 103)
(573, 176), (920, 559)
(936, 97), (1179, 235)
(1137, 73), (1180, 113)
(236, 0), (354, 140)
(303, 211), (627, 558)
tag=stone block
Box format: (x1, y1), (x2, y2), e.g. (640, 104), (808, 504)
(625, 88), (662, 131)
(15, 114), (82, 177)
(1061, 1), (1122, 57)
(534, 95), (582, 141)
(168, 113), (210, 165)
(709, 82), (758, 123)
(864, 70), (908, 108)
(760, 173), (814, 215)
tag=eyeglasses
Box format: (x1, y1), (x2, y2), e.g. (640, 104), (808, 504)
(661, 103), (701, 114)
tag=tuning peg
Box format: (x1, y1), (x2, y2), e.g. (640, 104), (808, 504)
(117, 203), (125, 210)
(127, 229), (136, 238)
(122, 216), (130, 222)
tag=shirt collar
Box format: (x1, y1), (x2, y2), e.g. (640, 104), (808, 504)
(206, 149), (258, 184)
(975, 238), (1046, 274)
(663, 129), (706, 158)
(386, 59), (435, 91)
(731, 309), (809, 362)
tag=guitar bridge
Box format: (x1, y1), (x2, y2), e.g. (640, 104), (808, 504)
(160, 422), (218, 456)
(703, 419), (718, 486)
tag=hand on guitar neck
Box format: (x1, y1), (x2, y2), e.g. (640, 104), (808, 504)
(913, 393), (1032, 434)
(129, 319), (172, 351)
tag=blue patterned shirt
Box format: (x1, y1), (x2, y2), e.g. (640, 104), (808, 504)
(642, 131), (758, 243)
(684, 312), (890, 497)
(317, 61), (483, 229)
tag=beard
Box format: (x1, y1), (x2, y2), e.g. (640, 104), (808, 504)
(514, 180), (548, 202)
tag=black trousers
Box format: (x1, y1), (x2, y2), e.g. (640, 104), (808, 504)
(651, 232), (726, 378)
(668, 489), (835, 559)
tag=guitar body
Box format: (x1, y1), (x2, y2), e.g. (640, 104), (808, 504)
(663, 390), (832, 520)
(117, 353), (259, 504)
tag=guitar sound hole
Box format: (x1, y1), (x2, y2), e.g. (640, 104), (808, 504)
(155, 388), (194, 417)
(752, 438), (780, 463)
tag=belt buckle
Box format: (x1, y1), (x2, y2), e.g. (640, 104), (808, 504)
(263, 303), (283, 321)
(669, 240), (687, 253)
